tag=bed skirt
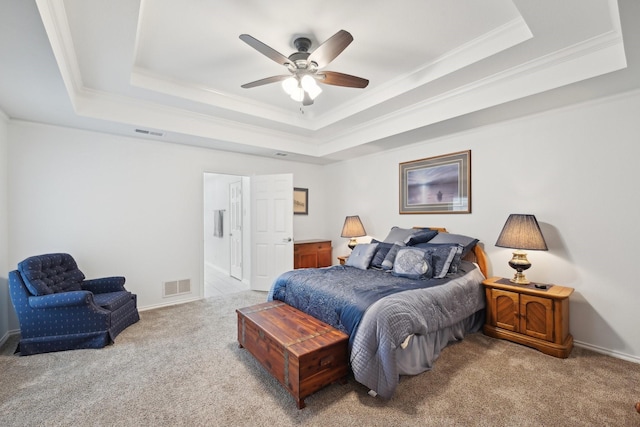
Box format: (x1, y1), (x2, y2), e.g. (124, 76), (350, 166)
(396, 309), (485, 376)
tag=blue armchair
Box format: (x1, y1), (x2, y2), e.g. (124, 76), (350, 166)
(9, 253), (140, 355)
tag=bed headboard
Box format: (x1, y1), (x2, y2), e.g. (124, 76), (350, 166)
(416, 227), (489, 278)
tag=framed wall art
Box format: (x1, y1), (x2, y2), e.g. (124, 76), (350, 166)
(399, 150), (471, 214)
(293, 187), (308, 215)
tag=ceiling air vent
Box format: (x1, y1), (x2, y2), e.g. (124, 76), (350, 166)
(135, 128), (164, 137)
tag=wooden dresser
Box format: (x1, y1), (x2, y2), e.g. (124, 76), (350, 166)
(293, 240), (332, 269)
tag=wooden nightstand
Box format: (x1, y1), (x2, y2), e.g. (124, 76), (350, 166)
(482, 276), (574, 358)
(337, 255), (348, 265)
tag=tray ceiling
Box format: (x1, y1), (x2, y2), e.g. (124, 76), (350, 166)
(0, 0), (630, 164)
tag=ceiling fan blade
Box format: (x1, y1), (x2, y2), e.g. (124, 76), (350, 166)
(308, 30), (353, 68)
(318, 71), (369, 88)
(302, 92), (314, 106)
(241, 75), (291, 89)
(239, 34), (292, 66)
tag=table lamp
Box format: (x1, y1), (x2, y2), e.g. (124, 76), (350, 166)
(495, 214), (548, 284)
(341, 215), (366, 250)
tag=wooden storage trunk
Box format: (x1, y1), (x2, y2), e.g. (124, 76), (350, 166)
(237, 301), (349, 409)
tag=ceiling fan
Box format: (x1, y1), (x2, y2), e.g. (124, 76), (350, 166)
(239, 30), (369, 106)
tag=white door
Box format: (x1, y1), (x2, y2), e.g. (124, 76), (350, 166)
(229, 180), (243, 280)
(250, 174), (294, 291)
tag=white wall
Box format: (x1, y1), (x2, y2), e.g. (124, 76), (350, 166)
(4, 89), (639, 361)
(0, 109), (13, 344)
(324, 90), (640, 361)
(7, 121), (328, 311)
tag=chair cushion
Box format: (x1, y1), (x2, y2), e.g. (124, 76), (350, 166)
(93, 291), (133, 311)
(18, 253), (85, 296)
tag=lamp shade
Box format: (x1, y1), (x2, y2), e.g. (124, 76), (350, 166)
(495, 214), (548, 251)
(341, 215), (366, 238)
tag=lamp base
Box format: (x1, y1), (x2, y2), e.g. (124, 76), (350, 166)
(508, 250), (531, 285)
(510, 271), (531, 285)
(347, 238), (358, 250)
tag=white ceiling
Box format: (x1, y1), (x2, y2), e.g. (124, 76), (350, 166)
(0, 0), (636, 164)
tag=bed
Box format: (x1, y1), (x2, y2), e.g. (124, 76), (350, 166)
(267, 227), (489, 399)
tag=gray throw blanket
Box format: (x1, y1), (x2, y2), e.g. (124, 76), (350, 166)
(350, 266), (485, 398)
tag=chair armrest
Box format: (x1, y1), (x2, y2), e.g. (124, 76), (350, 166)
(29, 291), (94, 309)
(82, 276), (126, 293)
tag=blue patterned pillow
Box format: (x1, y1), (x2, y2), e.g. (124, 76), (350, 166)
(345, 243), (379, 270)
(381, 242), (406, 270)
(412, 243), (461, 278)
(391, 247), (432, 280)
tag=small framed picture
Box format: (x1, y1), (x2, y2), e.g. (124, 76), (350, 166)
(399, 150), (471, 214)
(293, 187), (308, 215)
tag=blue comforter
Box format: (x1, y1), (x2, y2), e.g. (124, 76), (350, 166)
(268, 265), (466, 346)
(267, 262), (486, 398)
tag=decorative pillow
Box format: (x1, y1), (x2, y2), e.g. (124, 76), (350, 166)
(413, 243), (460, 278)
(415, 243), (465, 275)
(370, 242), (394, 269)
(404, 229), (438, 246)
(381, 242), (406, 270)
(382, 227), (417, 243)
(391, 247), (432, 280)
(447, 244), (465, 274)
(428, 233), (479, 257)
(345, 243), (379, 270)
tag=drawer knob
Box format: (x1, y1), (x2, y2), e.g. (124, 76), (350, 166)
(320, 355), (334, 366)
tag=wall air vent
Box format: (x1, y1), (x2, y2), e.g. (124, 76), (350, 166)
(135, 128), (164, 137)
(163, 279), (191, 297)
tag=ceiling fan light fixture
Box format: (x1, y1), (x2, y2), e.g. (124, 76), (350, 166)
(240, 30), (368, 105)
(300, 75), (317, 91)
(301, 75), (322, 100)
(289, 87), (305, 102)
(281, 76), (298, 95)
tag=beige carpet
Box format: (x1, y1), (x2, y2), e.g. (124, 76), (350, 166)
(1, 290), (639, 426)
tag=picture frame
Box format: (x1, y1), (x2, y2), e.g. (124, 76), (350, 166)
(293, 187), (308, 215)
(399, 150), (471, 214)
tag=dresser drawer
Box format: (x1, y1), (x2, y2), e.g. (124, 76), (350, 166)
(293, 240), (332, 269)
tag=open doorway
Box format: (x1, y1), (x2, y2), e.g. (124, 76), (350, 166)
(203, 173), (250, 298)
(203, 172), (294, 297)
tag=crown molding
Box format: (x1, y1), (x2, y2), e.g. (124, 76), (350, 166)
(35, 0), (83, 105)
(35, 0), (628, 161)
(318, 25), (626, 157)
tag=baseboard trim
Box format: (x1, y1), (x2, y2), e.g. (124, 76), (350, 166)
(574, 340), (640, 364)
(138, 296), (202, 312)
(0, 330), (20, 348)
